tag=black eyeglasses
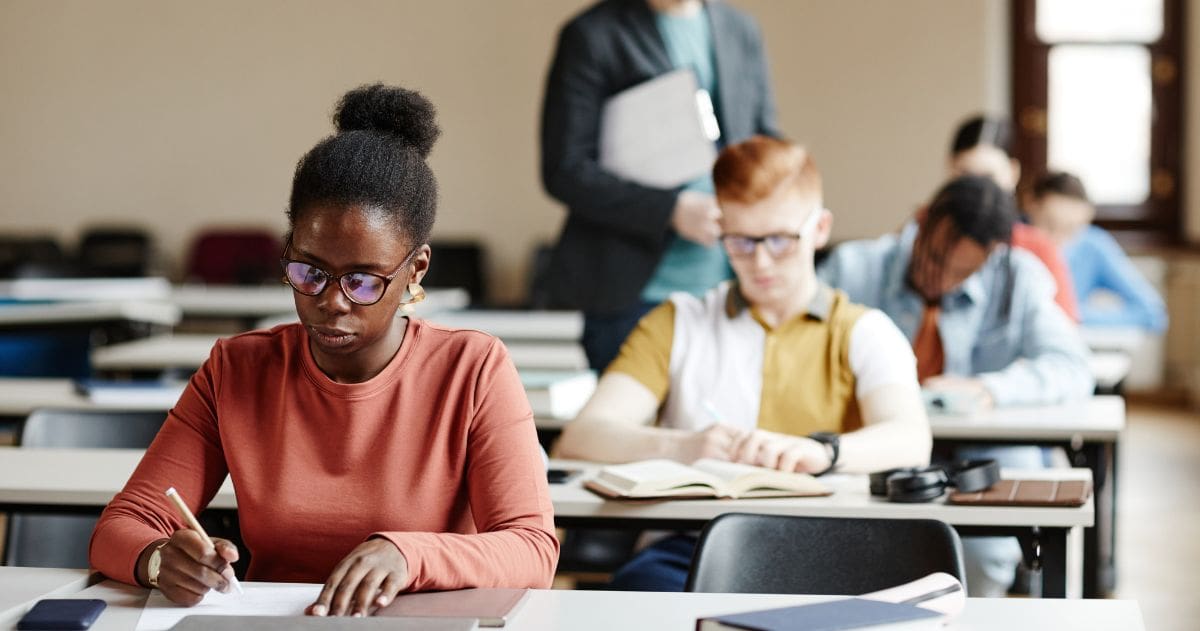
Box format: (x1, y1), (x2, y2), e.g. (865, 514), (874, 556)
(720, 207), (825, 259)
(280, 240), (419, 306)
(720, 233), (803, 258)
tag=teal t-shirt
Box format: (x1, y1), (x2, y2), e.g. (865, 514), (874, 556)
(641, 6), (730, 303)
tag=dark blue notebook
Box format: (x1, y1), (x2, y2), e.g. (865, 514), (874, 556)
(696, 597), (942, 631)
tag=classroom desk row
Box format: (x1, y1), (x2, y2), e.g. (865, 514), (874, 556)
(0, 285), (473, 331)
(0, 448), (1093, 598)
(0, 568), (1145, 631)
(89, 333), (589, 374)
(0, 382), (1126, 598)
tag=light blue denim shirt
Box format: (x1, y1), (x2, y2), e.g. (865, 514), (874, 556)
(1063, 225), (1168, 332)
(817, 227), (1094, 407)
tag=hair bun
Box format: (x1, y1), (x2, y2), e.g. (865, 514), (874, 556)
(334, 83), (440, 158)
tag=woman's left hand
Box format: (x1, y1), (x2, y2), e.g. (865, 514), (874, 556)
(307, 538), (409, 617)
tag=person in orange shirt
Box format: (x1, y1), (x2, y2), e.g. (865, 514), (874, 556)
(945, 115), (1080, 322)
(90, 84), (558, 616)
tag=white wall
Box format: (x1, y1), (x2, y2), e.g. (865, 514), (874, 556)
(0, 1), (1021, 303)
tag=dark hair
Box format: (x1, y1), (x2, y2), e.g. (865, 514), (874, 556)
(925, 175), (1017, 248)
(287, 83), (441, 245)
(1031, 170), (1090, 202)
(914, 175), (1017, 310)
(950, 115), (1014, 158)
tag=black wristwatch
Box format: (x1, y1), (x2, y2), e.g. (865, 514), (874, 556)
(807, 432), (840, 476)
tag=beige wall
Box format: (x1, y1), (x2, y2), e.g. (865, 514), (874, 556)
(0, 1), (1013, 303)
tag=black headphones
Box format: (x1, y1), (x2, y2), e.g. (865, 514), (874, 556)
(869, 459), (1001, 503)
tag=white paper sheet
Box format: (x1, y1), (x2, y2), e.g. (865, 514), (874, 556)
(136, 583), (322, 630)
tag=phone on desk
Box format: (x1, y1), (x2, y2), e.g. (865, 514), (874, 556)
(17, 599), (106, 630)
(547, 468), (582, 484)
(921, 389), (982, 416)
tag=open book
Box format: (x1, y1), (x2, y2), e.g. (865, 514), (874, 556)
(584, 459), (830, 500)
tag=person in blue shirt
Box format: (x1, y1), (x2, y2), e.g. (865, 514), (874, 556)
(818, 175), (1094, 597)
(1024, 171), (1168, 333)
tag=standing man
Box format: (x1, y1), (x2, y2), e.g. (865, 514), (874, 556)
(541, 0), (779, 371)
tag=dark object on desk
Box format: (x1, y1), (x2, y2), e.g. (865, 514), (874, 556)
(169, 616), (478, 630)
(686, 513), (965, 595)
(948, 479), (1092, 507)
(376, 588), (528, 628)
(0, 235), (72, 279)
(4, 408), (166, 568)
(547, 468), (581, 484)
(869, 459), (1000, 503)
(77, 228), (153, 278)
(185, 229), (281, 285)
(17, 598), (107, 630)
(695, 597), (942, 631)
(422, 241), (485, 305)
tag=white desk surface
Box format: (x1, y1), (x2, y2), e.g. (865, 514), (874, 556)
(175, 285), (470, 320)
(1080, 325), (1148, 355)
(8, 579), (1143, 631)
(541, 396), (1126, 441)
(0, 301), (180, 328)
(424, 310), (583, 341)
(0, 278), (172, 302)
(0, 378), (174, 417)
(92, 333), (587, 372)
(927, 395), (1124, 442)
(91, 334), (226, 371)
(0, 449), (1092, 529)
(1089, 351), (1133, 389)
(0, 567), (93, 625)
(0, 450), (1092, 598)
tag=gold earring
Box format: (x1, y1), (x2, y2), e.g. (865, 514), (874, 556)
(398, 283), (427, 315)
(406, 283), (426, 305)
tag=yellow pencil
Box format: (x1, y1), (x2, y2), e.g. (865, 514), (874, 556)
(165, 487), (244, 595)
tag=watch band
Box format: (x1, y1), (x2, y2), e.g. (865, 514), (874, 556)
(807, 432), (840, 476)
(147, 540), (170, 588)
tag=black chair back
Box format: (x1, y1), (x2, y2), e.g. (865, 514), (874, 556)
(4, 408), (167, 568)
(685, 513), (966, 595)
(423, 241), (486, 306)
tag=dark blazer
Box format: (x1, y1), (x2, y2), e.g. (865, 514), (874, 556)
(540, 0), (779, 314)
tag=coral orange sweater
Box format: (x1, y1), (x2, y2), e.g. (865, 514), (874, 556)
(90, 320), (558, 590)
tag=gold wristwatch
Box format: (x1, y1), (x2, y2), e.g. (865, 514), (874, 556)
(146, 540), (170, 588)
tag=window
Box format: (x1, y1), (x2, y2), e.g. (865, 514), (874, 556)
(1012, 0), (1184, 242)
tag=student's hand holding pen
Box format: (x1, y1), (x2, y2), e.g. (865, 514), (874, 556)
(136, 529), (240, 606)
(307, 538), (409, 617)
(676, 424), (744, 464)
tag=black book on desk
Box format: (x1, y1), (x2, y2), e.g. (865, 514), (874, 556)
(695, 597), (942, 631)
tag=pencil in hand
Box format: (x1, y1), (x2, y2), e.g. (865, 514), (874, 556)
(165, 487), (244, 595)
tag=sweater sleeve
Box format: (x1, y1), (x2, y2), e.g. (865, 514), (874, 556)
(89, 340), (231, 585)
(374, 340), (559, 591)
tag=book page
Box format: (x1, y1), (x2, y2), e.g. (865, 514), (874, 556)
(692, 459), (829, 497)
(593, 459), (723, 496)
(136, 583), (321, 630)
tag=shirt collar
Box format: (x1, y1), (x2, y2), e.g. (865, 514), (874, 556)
(724, 281), (836, 322)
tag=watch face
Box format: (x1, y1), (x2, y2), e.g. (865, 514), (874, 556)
(148, 548), (163, 585)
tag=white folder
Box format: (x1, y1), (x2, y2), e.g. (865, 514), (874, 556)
(599, 68), (720, 188)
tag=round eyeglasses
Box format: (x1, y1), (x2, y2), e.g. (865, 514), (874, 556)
(280, 247), (419, 306)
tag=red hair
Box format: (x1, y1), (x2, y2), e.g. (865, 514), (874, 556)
(713, 136), (821, 204)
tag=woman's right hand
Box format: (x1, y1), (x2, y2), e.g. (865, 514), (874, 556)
(139, 530), (239, 606)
